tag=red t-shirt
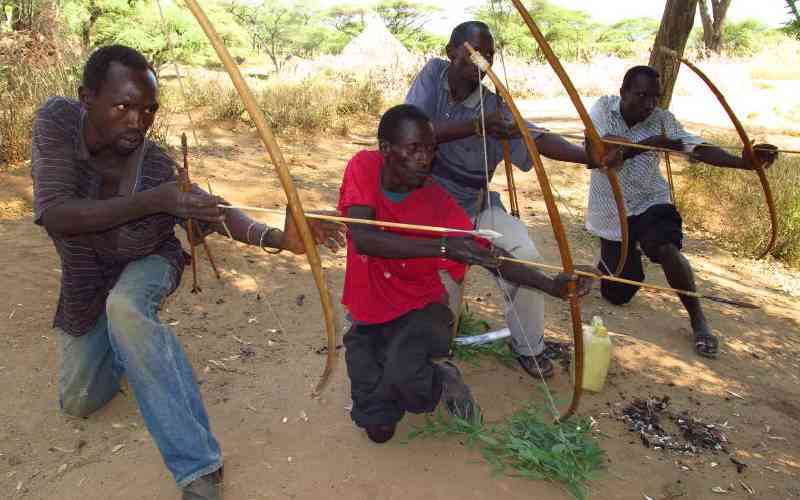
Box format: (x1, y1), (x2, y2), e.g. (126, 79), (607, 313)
(338, 150), (472, 325)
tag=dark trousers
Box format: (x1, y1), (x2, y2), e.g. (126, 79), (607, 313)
(344, 302), (453, 427)
(600, 204), (684, 305)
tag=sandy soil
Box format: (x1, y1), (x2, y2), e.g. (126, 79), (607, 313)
(1, 114), (799, 500)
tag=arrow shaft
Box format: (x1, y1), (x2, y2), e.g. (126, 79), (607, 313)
(497, 256), (758, 309)
(220, 205), (501, 239)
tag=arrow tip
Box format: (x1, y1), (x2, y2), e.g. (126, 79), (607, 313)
(476, 229), (504, 240)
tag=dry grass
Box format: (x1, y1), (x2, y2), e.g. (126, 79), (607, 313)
(0, 37), (80, 167)
(676, 132), (800, 267)
(258, 77), (382, 134)
(174, 73), (384, 135)
(750, 40), (800, 81)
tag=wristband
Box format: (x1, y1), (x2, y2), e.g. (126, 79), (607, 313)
(259, 226), (283, 254)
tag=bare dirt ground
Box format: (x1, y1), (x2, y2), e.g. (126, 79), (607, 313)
(1, 112), (799, 500)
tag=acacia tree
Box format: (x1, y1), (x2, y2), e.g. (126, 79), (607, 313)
(375, 0), (441, 50)
(326, 3), (367, 37)
(227, 0), (304, 73)
(227, 0), (332, 72)
(697, 0), (732, 54)
(476, 0), (600, 62)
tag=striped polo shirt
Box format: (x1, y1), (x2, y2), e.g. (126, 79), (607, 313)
(586, 95), (704, 241)
(31, 97), (187, 336)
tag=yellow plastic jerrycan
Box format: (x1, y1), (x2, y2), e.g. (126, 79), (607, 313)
(572, 316), (612, 392)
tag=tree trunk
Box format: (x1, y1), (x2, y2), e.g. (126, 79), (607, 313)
(649, 0), (699, 109)
(787, 0), (800, 22)
(11, 2), (22, 30)
(81, 0), (102, 53)
(698, 0), (731, 54)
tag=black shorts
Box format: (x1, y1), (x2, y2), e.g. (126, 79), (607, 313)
(599, 204), (683, 305)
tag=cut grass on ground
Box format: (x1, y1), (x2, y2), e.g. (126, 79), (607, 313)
(406, 406), (605, 500)
(453, 306), (517, 368)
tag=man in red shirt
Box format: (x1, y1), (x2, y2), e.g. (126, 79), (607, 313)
(338, 105), (592, 443)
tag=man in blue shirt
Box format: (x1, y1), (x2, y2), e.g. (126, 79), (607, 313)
(406, 21), (602, 379)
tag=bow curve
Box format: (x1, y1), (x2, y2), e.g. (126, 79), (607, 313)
(466, 43), (583, 421)
(184, 0), (340, 396)
(508, 0), (630, 276)
(658, 47), (778, 259)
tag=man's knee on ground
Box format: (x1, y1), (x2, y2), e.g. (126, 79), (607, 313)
(60, 388), (104, 418)
(601, 282), (638, 305)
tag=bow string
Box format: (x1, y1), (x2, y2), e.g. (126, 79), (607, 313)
(507, 0), (630, 277)
(183, 0), (340, 396)
(468, 42), (584, 422)
(658, 47), (778, 259)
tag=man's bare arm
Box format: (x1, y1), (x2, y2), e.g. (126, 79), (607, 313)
(42, 182), (224, 236)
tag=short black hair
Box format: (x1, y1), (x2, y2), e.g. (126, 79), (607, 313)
(82, 45), (155, 93)
(377, 104), (431, 144)
(448, 21), (492, 47)
(622, 65), (660, 89)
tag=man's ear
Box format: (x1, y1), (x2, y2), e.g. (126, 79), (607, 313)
(445, 43), (457, 62)
(378, 140), (391, 155)
(78, 85), (93, 109)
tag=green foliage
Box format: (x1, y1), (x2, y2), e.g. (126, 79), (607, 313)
(325, 3), (367, 38)
(594, 18), (659, 58)
(61, 0), (247, 70)
(784, 18), (800, 39)
(689, 19), (787, 57)
(478, 0), (657, 62)
(477, 0), (596, 62)
(676, 132), (800, 268)
(407, 406), (605, 500)
(375, 0), (441, 51)
(452, 306), (517, 368)
(784, 0), (800, 38)
(228, 0), (341, 72)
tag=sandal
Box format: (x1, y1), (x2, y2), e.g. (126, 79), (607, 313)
(694, 331), (719, 359)
(542, 340), (568, 360)
(439, 361), (481, 424)
(517, 353), (555, 380)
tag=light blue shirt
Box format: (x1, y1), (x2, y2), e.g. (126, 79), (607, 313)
(405, 58), (543, 217)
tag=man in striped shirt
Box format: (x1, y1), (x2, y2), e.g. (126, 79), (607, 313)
(31, 45), (341, 500)
(587, 65), (777, 359)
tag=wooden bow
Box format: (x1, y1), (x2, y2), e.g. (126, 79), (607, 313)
(658, 47), (778, 258)
(508, 0), (630, 276)
(466, 43), (583, 421)
(184, 0), (340, 396)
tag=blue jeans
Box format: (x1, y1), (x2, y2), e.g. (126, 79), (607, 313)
(58, 255), (222, 487)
